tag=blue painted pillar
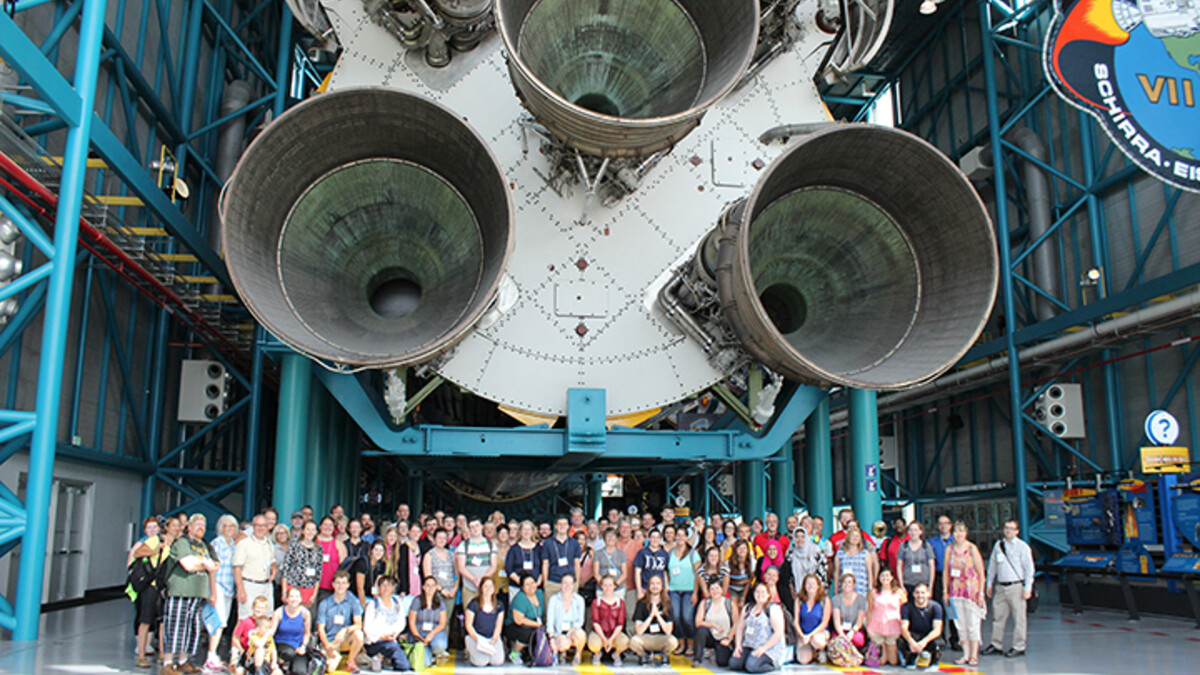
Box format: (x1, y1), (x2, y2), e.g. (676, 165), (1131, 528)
(739, 460), (765, 522)
(305, 384), (330, 513)
(11, 0), (107, 641)
(323, 400), (342, 512)
(586, 473), (603, 520)
(243, 327), (265, 520)
(273, 354), (311, 518)
(770, 442), (795, 519)
(848, 389), (882, 530)
(804, 396), (834, 524)
(407, 471), (425, 514)
(346, 419), (362, 513)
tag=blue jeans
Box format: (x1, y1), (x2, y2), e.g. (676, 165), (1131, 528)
(669, 591), (695, 640)
(365, 640), (411, 671)
(413, 630), (449, 664)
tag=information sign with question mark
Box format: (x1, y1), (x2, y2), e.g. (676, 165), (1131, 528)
(1144, 410), (1180, 446)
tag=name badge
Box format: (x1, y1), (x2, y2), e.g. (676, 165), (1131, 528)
(649, 623), (661, 633)
(523, 560), (533, 570)
(323, 554), (331, 563)
(841, 622), (852, 632)
(305, 567), (317, 577)
(912, 564), (922, 573)
(422, 622), (434, 632)
(557, 557), (568, 568)
(950, 568), (962, 578)
(333, 615), (345, 625)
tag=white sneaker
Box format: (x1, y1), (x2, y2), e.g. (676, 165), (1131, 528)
(370, 655), (383, 673)
(592, 654), (602, 666)
(572, 652), (582, 666)
(612, 656), (623, 667)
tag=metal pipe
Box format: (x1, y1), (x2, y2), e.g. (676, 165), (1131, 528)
(1010, 127), (1059, 322)
(210, 79), (252, 256)
(828, 286), (1200, 425)
(13, 0), (107, 641)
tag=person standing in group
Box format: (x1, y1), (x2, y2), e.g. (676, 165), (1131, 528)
(505, 573), (544, 665)
(542, 516), (582, 600)
(272, 525), (291, 606)
(160, 514), (219, 675)
(615, 519), (642, 628)
(834, 527), (877, 596)
(282, 519), (323, 611)
(896, 521), (936, 600)
(422, 529), (458, 607)
(362, 575), (413, 673)
(866, 568), (905, 666)
(697, 545), (729, 600)
(830, 510), (876, 553)
(129, 516), (179, 669)
(632, 529), (671, 625)
(272, 587), (313, 675)
(943, 521), (986, 667)
(589, 574), (630, 666)
(409, 576), (450, 665)
(876, 518), (909, 575)
(729, 582), (787, 673)
(899, 583), (944, 667)
(787, 518), (826, 593)
(389, 525), (420, 597)
(726, 540), (755, 608)
(464, 576), (506, 667)
(629, 574), (677, 664)
(315, 516), (348, 607)
(792, 573), (830, 665)
(344, 519), (369, 561)
(666, 529), (698, 656)
(693, 577), (738, 668)
(983, 519), (1035, 658)
(506, 521), (544, 603)
(752, 514), (789, 561)
(547, 573), (587, 665)
(208, 515), (240, 671)
(593, 528), (629, 601)
(234, 515), (277, 622)
(927, 514), (959, 650)
(456, 516), (498, 609)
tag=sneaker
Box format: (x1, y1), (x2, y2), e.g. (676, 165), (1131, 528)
(572, 651), (582, 666)
(592, 654), (602, 666)
(638, 655), (648, 666)
(509, 651), (524, 666)
(612, 656), (623, 667)
(370, 655), (383, 673)
(203, 657), (227, 673)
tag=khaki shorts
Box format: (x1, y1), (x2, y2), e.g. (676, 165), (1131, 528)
(867, 630), (898, 645)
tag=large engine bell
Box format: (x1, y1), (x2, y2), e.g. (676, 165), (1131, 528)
(711, 125), (998, 390)
(220, 87), (514, 368)
(495, 0), (759, 158)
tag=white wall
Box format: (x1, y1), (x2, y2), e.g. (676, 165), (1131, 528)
(0, 454), (143, 598)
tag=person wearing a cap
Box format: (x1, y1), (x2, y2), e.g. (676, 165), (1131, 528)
(160, 514), (220, 675)
(290, 511), (305, 541)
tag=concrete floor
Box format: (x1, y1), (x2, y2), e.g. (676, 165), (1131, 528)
(0, 595), (1197, 675)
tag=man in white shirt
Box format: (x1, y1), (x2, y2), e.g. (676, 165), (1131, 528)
(983, 520), (1035, 657)
(233, 515), (277, 619)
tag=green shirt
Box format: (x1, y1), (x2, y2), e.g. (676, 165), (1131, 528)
(168, 536), (213, 598)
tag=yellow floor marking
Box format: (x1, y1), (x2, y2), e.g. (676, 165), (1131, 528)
(668, 653), (711, 675)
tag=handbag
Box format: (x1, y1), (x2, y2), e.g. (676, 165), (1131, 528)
(531, 626), (555, 667)
(999, 541), (1039, 614)
(863, 640), (882, 667)
(825, 634), (862, 667)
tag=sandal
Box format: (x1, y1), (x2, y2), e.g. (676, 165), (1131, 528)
(969, 658), (979, 667)
(955, 656), (970, 665)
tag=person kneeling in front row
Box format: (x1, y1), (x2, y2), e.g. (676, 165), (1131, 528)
(730, 583), (787, 673)
(629, 574), (678, 665)
(588, 575), (630, 666)
(899, 583), (944, 668)
(363, 576), (413, 673)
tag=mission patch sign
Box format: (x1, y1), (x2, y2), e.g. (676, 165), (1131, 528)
(1044, 0), (1200, 193)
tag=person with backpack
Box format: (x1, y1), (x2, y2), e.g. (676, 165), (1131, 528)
(160, 514), (220, 675)
(504, 572), (544, 665)
(729, 582), (786, 673)
(458, 517), (499, 610)
(128, 516), (180, 669)
(896, 521), (936, 600)
(588, 574), (630, 666)
(693, 577), (738, 668)
(982, 519), (1035, 658)
(629, 574), (678, 665)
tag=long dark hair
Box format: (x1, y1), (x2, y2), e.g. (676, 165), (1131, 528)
(419, 575), (443, 610)
(638, 574), (673, 618)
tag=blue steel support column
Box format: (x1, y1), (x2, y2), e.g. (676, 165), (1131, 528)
(274, 3), (293, 116)
(306, 385), (330, 513)
(143, 308), (171, 518)
(407, 471), (425, 513)
(804, 396), (833, 524)
(980, 0), (1029, 533)
(586, 473), (603, 520)
(770, 442), (795, 519)
(273, 354), (311, 518)
(346, 418), (362, 512)
(12, 0), (108, 641)
(242, 327), (265, 519)
(739, 460), (765, 521)
(848, 389), (882, 529)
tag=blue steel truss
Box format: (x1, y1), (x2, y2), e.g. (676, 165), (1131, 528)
(0, 0), (294, 639)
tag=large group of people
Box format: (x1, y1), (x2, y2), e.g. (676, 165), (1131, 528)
(125, 502), (1035, 673)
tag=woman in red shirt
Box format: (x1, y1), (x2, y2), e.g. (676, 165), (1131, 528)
(588, 575), (630, 666)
